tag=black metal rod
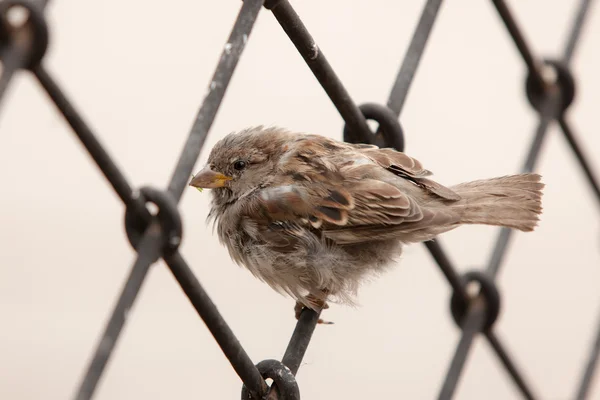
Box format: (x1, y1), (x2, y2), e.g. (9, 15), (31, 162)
(490, 0), (545, 90)
(424, 241), (469, 303)
(281, 308), (321, 375)
(486, 94), (559, 278)
(485, 227), (513, 280)
(438, 298), (487, 400)
(386, 0), (444, 117)
(563, 0), (594, 64)
(266, 0), (372, 143)
(74, 230), (163, 400)
(167, 0), (264, 202)
(558, 117), (600, 205)
(485, 332), (537, 400)
(164, 252), (268, 397)
(575, 306), (600, 400)
(0, 45), (25, 108)
(33, 65), (143, 209)
(522, 110), (556, 173)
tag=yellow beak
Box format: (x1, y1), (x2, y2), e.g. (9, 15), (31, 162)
(189, 166), (232, 189)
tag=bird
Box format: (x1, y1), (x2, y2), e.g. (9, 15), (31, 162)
(189, 126), (544, 323)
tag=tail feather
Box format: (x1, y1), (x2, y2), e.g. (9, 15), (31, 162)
(450, 173), (544, 232)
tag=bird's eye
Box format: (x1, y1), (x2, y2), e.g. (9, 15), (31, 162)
(233, 160), (247, 171)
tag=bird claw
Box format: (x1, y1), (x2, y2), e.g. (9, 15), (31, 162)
(317, 318), (334, 325)
(294, 299), (334, 325)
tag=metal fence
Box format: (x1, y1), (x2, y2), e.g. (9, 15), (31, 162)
(1, 0), (599, 399)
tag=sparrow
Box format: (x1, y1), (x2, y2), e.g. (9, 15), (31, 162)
(190, 126), (544, 323)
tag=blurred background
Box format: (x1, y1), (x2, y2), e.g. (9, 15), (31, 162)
(1, 0), (599, 399)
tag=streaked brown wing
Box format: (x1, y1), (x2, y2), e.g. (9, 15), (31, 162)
(357, 146), (462, 201)
(249, 134), (460, 246)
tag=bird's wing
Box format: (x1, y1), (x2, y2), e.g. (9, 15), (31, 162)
(248, 135), (461, 245)
(353, 144), (462, 201)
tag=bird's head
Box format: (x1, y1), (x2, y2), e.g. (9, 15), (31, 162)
(189, 126), (293, 205)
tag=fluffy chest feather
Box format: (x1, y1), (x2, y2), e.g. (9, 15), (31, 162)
(213, 197), (402, 304)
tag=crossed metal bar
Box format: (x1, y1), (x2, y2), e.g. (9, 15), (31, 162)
(0, 0), (598, 399)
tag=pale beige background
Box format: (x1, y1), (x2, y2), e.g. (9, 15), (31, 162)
(1, 1), (599, 399)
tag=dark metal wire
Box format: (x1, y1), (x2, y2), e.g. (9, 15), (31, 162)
(563, 0), (594, 65)
(386, 0), (444, 117)
(281, 308), (321, 375)
(167, 0), (265, 202)
(438, 298), (487, 400)
(34, 65), (143, 208)
(164, 252), (268, 397)
(555, 0), (600, 206)
(485, 332), (536, 400)
(424, 241), (468, 303)
(490, 0), (545, 91)
(74, 230), (163, 400)
(0, 44), (25, 106)
(557, 117), (600, 204)
(441, 295), (540, 399)
(265, 0), (372, 144)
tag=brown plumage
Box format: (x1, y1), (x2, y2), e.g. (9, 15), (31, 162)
(190, 126), (544, 322)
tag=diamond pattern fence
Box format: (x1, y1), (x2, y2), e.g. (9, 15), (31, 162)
(0, 0), (599, 399)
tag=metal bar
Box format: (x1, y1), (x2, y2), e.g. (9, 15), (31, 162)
(167, 0), (264, 202)
(563, 0), (594, 65)
(424, 241), (469, 303)
(485, 332), (537, 400)
(575, 307), (600, 400)
(164, 251), (268, 397)
(0, 44), (25, 108)
(266, 0), (372, 143)
(281, 308), (321, 375)
(33, 66), (146, 211)
(74, 230), (164, 400)
(438, 298), (487, 400)
(490, 0), (545, 90)
(386, 0), (444, 117)
(557, 117), (600, 205)
(486, 227), (514, 280)
(486, 93), (560, 278)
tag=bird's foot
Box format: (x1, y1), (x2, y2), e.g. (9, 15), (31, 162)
(294, 296), (333, 325)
